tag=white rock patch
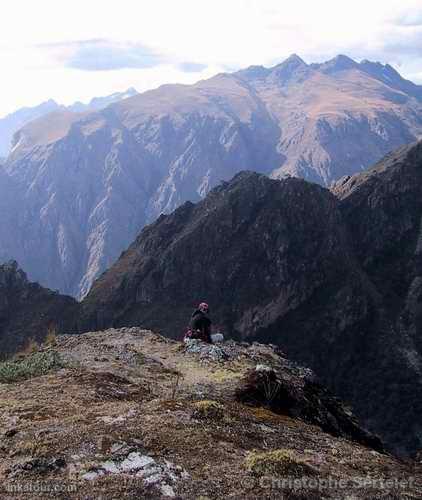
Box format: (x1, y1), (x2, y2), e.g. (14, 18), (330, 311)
(80, 450), (188, 498)
(120, 452), (155, 471)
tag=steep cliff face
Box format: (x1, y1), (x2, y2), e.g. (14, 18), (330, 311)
(333, 141), (422, 332)
(2, 55), (422, 297)
(1, 76), (280, 298)
(0, 261), (78, 356)
(1, 109), (155, 298)
(330, 141), (422, 455)
(333, 141), (422, 358)
(80, 144), (422, 456)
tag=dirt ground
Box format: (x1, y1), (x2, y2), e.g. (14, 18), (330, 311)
(0, 328), (421, 499)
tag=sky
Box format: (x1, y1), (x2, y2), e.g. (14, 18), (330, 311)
(1, 0), (421, 116)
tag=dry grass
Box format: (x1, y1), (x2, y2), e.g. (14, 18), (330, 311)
(22, 338), (39, 355)
(245, 449), (317, 477)
(192, 400), (225, 420)
(169, 371), (184, 400)
(44, 324), (58, 346)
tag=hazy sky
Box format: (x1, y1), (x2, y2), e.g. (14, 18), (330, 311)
(1, 0), (421, 116)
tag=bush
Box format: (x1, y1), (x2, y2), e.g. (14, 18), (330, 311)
(192, 400), (225, 420)
(44, 324), (58, 346)
(245, 449), (316, 477)
(0, 351), (65, 383)
(23, 338), (40, 355)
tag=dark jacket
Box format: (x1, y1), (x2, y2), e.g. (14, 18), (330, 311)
(190, 309), (212, 342)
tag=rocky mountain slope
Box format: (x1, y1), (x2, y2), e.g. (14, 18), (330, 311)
(0, 261), (78, 357)
(81, 172), (357, 336)
(1, 328), (420, 499)
(80, 141), (422, 457)
(0, 88), (137, 157)
(1, 55), (422, 297)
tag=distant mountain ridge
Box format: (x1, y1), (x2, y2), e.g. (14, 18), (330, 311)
(67, 87), (138, 113)
(1, 54), (422, 298)
(0, 88), (138, 157)
(0, 99), (59, 158)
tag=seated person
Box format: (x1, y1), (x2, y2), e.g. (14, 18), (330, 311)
(186, 302), (212, 343)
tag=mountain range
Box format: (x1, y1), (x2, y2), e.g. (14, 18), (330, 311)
(1, 138), (422, 457)
(0, 88), (138, 157)
(1, 55), (422, 298)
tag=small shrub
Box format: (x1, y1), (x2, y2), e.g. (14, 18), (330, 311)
(192, 400), (225, 420)
(236, 367), (296, 412)
(15, 438), (50, 457)
(169, 371), (183, 400)
(245, 449), (316, 477)
(44, 324), (58, 346)
(261, 372), (281, 403)
(0, 351), (65, 383)
(23, 338), (40, 355)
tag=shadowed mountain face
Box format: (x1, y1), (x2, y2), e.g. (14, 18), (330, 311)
(80, 142), (422, 456)
(1, 55), (422, 298)
(0, 261), (78, 356)
(81, 172), (358, 336)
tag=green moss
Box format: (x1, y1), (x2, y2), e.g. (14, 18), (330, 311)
(245, 449), (316, 477)
(192, 400), (225, 419)
(0, 351), (65, 383)
(209, 368), (243, 382)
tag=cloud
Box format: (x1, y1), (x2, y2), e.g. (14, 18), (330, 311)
(39, 39), (166, 71)
(409, 72), (422, 83)
(394, 10), (422, 27)
(38, 39), (209, 74)
(382, 31), (422, 58)
(177, 62), (208, 73)
(266, 22), (302, 32)
(365, 25), (422, 66)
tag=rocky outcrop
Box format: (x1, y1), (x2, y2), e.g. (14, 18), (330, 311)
(80, 143), (422, 456)
(2, 55), (422, 297)
(236, 363), (383, 453)
(0, 261), (78, 356)
(2, 328), (420, 499)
